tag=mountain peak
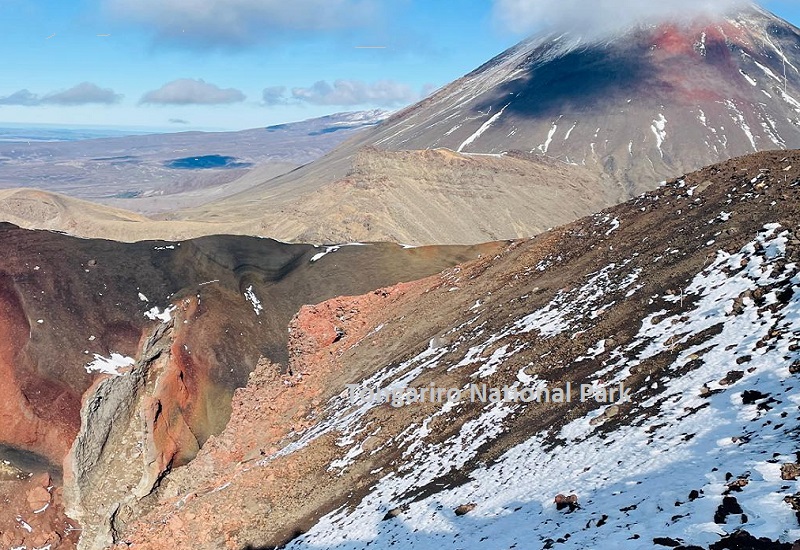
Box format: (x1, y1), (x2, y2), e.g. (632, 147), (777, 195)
(369, 4), (800, 195)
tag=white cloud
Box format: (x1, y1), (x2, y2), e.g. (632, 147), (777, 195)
(262, 86), (289, 106)
(42, 82), (122, 105)
(140, 79), (246, 105)
(0, 89), (40, 106)
(289, 79), (419, 107)
(0, 83), (122, 106)
(104, 0), (380, 48)
(493, 0), (753, 36)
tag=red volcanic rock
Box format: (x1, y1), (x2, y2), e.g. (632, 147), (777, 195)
(0, 273), (81, 465)
(112, 278), (438, 549)
(0, 473), (79, 550)
(27, 485), (51, 513)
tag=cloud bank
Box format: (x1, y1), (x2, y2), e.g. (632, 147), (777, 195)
(141, 79), (246, 105)
(105, 0), (380, 48)
(263, 79), (420, 107)
(493, 0), (753, 36)
(0, 83), (122, 106)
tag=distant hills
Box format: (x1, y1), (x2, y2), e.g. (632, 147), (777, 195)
(0, 110), (387, 214)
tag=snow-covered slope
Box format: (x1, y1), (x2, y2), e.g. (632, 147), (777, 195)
(286, 224), (800, 549)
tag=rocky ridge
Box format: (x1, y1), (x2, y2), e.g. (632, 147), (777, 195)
(0, 230), (494, 549)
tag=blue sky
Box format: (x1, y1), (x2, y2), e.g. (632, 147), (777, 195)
(0, 0), (798, 132)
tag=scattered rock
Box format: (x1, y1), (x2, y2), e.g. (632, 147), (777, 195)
(590, 404), (621, 425)
(709, 530), (792, 550)
(382, 503), (410, 521)
(554, 494), (579, 512)
(784, 494), (800, 524)
(0, 460), (25, 481)
(741, 390), (768, 405)
(782, 463), (800, 481)
(653, 537), (681, 547)
(790, 360), (800, 375)
(454, 503), (477, 516)
(729, 297), (747, 316)
(725, 477), (750, 493)
(27, 485), (51, 512)
(700, 384), (725, 398)
(720, 370), (745, 386)
(714, 496), (744, 524)
(430, 335), (451, 350)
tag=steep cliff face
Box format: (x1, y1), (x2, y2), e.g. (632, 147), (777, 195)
(0, 225), (496, 549)
(114, 150), (800, 549)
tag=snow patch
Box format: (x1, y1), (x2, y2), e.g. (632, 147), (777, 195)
(144, 305), (176, 323)
(457, 103), (510, 153)
(605, 217), (620, 236)
(739, 69), (757, 86)
(651, 114), (667, 157)
(84, 353), (135, 376)
(311, 243), (368, 262)
(564, 122), (577, 140)
(724, 100), (757, 151)
(538, 120), (559, 153)
(244, 285), (263, 316)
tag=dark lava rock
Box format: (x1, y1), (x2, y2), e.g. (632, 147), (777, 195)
(454, 503), (477, 516)
(709, 530), (792, 549)
(742, 390), (769, 405)
(715, 496), (744, 524)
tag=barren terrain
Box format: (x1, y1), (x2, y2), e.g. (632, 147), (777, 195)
(43, 149), (800, 549)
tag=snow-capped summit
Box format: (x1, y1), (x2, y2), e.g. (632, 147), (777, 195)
(367, 4), (800, 193)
